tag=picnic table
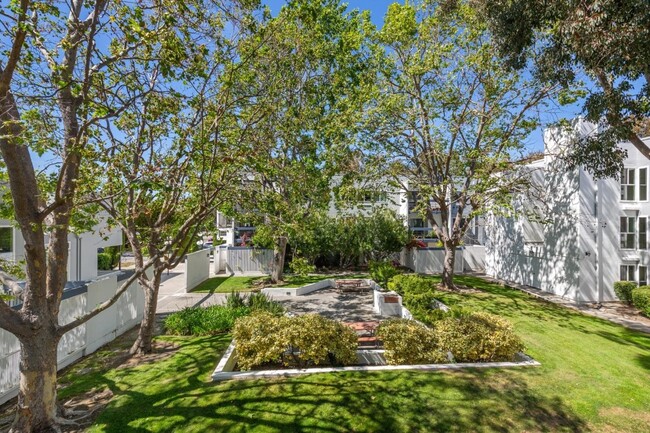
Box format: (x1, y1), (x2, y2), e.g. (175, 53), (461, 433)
(335, 279), (369, 292)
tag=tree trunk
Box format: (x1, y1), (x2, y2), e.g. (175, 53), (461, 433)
(130, 269), (163, 355)
(10, 327), (60, 433)
(271, 236), (287, 283)
(440, 241), (457, 291)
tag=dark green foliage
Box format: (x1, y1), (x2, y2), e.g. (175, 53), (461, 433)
(631, 287), (650, 316)
(282, 209), (410, 269)
(614, 281), (637, 305)
(224, 290), (284, 315)
(97, 253), (114, 271)
(164, 292), (283, 336)
(369, 260), (401, 289)
(163, 306), (251, 336)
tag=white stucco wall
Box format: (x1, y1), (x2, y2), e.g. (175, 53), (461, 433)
(486, 120), (650, 302)
(185, 249), (212, 292)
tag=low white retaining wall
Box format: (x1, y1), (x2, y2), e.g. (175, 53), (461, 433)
(0, 273), (144, 405)
(373, 291), (403, 317)
(185, 249), (211, 293)
(262, 278), (334, 297)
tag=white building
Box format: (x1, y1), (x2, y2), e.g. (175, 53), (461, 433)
(0, 216), (122, 283)
(486, 119), (650, 302)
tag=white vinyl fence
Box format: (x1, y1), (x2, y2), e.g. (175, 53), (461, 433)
(0, 272), (144, 405)
(185, 249), (212, 292)
(225, 247), (273, 275)
(401, 246), (486, 274)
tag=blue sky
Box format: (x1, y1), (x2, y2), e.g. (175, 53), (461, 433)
(263, 0), (399, 26)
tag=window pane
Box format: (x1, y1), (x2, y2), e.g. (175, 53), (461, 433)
(0, 227), (12, 253)
(641, 169), (648, 201)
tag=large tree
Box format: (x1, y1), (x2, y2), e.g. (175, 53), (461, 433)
(0, 1), (192, 431)
(234, 0), (377, 283)
(478, 0), (650, 178)
(367, 1), (555, 289)
(87, 1), (265, 355)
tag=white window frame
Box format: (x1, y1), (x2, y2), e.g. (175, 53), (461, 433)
(640, 217), (648, 250)
(620, 264), (635, 282)
(620, 216), (636, 250)
(640, 265), (648, 286)
(640, 167), (649, 202)
(621, 168), (636, 201)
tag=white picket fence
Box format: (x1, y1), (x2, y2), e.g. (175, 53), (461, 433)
(0, 272), (144, 405)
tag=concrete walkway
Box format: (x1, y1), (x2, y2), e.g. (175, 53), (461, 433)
(479, 274), (650, 334)
(156, 263), (227, 314)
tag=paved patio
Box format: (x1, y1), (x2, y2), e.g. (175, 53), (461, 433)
(270, 288), (383, 322)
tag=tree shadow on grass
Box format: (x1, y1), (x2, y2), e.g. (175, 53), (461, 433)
(80, 336), (588, 433)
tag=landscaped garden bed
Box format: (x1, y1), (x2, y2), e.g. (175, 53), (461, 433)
(210, 274), (540, 381)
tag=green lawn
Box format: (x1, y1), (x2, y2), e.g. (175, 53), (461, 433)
(60, 275), (650, 432)
(191, 274), (368, 293)
(191, 276), (261, 293)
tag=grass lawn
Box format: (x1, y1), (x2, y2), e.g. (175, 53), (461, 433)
(191, 274), (368, 293)
(60, 275), (650, 432)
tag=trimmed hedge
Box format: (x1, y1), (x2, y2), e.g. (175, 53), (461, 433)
(376, 319), (447, 365)
(233, 313), (358, 370)
(632, 287), (650, 316)
(435, 312), (524, 362)
(614, 281), (637, 305)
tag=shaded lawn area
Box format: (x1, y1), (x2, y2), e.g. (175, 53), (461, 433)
(60, 275), (650, 432)
(192, 274), (368, 293)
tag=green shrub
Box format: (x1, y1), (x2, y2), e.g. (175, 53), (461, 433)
(387, 274), (433, 296)
(614, 281), (637, 305)
(369, 260), (401, 289)
(377, 319), (447, 365)
(419, 306), (473, 325)
(632, 287), (650, 316)
(163, 305), (250, 336)
(280, 314), (357, 368)
(246, 292), (284, 315)
(233, 313), (286, 370)
(233, 313), (358, 370)
(401, 292), (437, 313)
(224, 291), (284, 315)
(289, 257), (316, 277)
(434, 312), (524, 362)
(97, 253), (113, 271)
(225, 291), (248, 309)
